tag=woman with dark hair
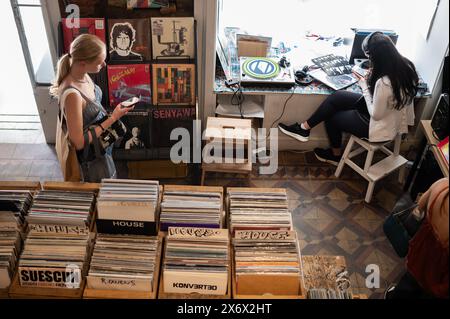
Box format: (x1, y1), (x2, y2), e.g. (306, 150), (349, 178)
(279, 32), (419, 165)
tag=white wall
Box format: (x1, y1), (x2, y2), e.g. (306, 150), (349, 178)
(411, 0), (449, 128)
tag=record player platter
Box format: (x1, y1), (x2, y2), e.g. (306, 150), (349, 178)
(239, 57), (295, 87)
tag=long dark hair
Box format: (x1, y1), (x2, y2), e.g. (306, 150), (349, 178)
(362, 32), (419, 110)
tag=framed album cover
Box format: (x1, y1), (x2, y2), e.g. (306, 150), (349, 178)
(107, 64), (151, 109)
(108, 19), (151, 62)
(118, 110), (152, 150)
(152, 64), (195, 105)
(61, 18), (106, 54)
(151, 17), (195, 59)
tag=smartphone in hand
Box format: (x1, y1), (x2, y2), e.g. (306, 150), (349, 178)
(121, 97), (140, 108)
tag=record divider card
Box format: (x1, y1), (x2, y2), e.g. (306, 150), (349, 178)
(157, 230), (232, 299)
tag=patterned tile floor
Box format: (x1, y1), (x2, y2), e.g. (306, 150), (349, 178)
(0, 142), (407, 299)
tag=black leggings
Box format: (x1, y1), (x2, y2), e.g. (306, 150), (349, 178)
(307, 91), (370, 149)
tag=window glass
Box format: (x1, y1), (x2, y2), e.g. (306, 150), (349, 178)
(18, 4), (54, 84)
(219, 0), (438, 63)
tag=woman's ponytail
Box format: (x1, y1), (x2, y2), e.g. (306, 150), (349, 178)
(49, 53), (71, 97)
(49, 34), (105, 98)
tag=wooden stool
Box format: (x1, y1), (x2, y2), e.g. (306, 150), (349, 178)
(201, 117), (252, 186)
(335, 134), (408, 203)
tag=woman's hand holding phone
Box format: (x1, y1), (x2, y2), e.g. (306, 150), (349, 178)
(111, 102), (134, 121)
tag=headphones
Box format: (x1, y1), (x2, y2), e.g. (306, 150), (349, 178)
(362, 31), (383, 57)
(295, 66), (313, 85)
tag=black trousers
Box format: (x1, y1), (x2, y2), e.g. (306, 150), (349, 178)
(307, 91), (370, 149)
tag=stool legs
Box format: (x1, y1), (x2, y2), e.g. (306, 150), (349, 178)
(366, 181), (375, 203)
(335, 136), (355, 178)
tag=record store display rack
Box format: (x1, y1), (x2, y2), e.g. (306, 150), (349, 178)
(58, 3), (198, 178)
(0, 179), (372, 299)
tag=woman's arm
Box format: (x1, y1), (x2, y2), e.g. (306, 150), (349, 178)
(359, 78), (391, 121)
(64, 93), (85, 150)
(64, 93), (130, 151)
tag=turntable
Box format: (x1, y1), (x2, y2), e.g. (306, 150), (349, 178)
(239, 57), (295, 87)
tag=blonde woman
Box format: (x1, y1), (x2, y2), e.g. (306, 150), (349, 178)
(50, 34), (134, 182)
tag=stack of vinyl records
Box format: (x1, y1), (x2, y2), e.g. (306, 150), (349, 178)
(96, 179), (160, 235)
(0, 210), (22, 289)
(307, 288), (353, 299)
(17, 232), (92, 288)
(87, 234), (161, 292)
(0, 190), (33, 226)
(163, 227), (229, 295)
(233, 230), (302, 296)
(26, 190), (95, 230)
(228, 188), (292, 233)
(160, 187), (223, 231)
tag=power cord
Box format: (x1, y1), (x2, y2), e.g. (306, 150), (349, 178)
(229, 82), (245, 119)
(265, 87), (296, 140)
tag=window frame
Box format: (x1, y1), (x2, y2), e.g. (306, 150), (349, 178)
(10, 0), (54, 86)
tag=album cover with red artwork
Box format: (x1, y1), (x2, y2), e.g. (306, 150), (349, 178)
(61, 18), (106, 53)
(107, 64), (151, 109)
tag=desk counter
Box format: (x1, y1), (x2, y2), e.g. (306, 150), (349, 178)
(214, 75), (430, 151)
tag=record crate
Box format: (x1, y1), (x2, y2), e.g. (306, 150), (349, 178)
(8, 181), (99, 299)
(159, 185), (226, 232)
(157, 231), (232, 299)
(83, 233), (164, 299)
(225, 187), (294, 234)
(230, 247), (307, 299)
(42, 181), (101, 233)
(0, 181), (42, 299)
(8, 272), (87, 299)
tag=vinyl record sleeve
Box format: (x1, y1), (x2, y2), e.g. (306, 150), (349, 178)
(151, 17), (195, 59)
(61, 18), (106, 54)
(152, 64), (195, 105)
(107, 64), (151, 109)
(108, 19), (151, 62)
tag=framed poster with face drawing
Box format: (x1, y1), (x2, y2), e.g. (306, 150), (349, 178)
(152, 64), (195, 106)
(108, 19), (151, 62)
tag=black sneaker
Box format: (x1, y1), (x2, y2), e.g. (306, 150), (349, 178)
(314, 148), (342, 166)
(278, 122), (310, 142)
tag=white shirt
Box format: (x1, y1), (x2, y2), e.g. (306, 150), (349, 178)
(359, 76), (415, 142)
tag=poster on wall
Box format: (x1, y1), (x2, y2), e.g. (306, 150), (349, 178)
(152, 64), (195, 105)
(151, 17), (195, 59)
(61, 18), (106, 54)
(107, 64), (151, 109)
(108, 19), (151, 61)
